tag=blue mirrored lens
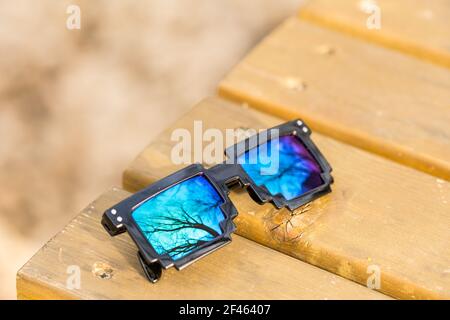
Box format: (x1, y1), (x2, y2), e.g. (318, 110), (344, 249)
(238, 135), (323, 200)
(132, 175), (225, 260)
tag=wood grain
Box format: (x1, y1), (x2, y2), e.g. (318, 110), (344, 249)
(299, 0), (450, 68)
(123, 97), (450, 300)
(219, 18), (450, 181)
(16, 187), (388, 300)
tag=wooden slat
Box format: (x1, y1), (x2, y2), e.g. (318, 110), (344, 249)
(123, 97), (450, 300)
(299, 0), (450, 68)
(17, 187), (387, 300)
(219, 18), (450, 181)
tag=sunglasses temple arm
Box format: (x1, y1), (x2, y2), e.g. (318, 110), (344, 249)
(138, 251), (162, 283)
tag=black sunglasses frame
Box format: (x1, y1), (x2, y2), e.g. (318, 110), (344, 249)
(102, 119), (333, 283)
(224, 119), (333, 211)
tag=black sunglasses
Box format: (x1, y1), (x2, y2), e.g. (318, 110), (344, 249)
(102, 119), (333, 282)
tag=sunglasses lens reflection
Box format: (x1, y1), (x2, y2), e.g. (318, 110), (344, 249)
(132, 175), (225, 260)
(238, 135), (323, 200)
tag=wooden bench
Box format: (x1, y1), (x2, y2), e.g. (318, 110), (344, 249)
(299, 0), (450, 68)
(17, 0), (450, 299)
(123, 97), (450, 300)
(17, 188), (388, 300)
(219, 17), (450, 180)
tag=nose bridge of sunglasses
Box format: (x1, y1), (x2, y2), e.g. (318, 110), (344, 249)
(207, 163), (250, 189)
(207, 163), (267, 206)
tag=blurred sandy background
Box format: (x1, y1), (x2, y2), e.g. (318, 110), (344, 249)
(0, 0), (301, 298)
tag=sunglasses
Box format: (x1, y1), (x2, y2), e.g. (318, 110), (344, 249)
(102, 120), (333, 282)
